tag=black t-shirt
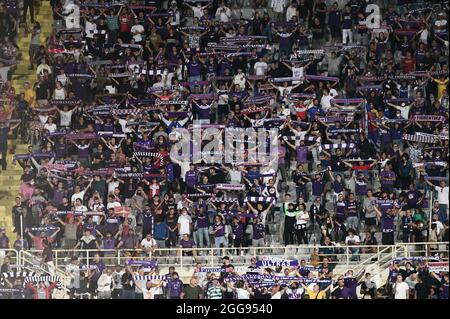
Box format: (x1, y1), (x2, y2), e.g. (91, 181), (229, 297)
(414, 282), (430, 299)
(35, 82), (50, 100)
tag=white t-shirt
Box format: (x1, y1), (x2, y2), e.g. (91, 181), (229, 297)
(320, 94), (333, 112)
(141, 238), (157, 249)
(131, 24), (144, 42)
(236, 288), (250, 299)
(435, 186), (449, 205)
(56, 74), (68, 86)
(292, 66), (304, 84)
(216, 7), (231, 22)
(85, 21), (97, 39)
(71, 190), (86, 204)
(106, 201), (121, 210)
(345, 235), (361, 245)
(393, 281), (409, 299)
(118, 118), (132, 133)
(58, 109), (74, 127)
(271, 291), (282, 299)
(44, 123), (57, 133)
(192, 6), (204, 19)
(233, 73), (246, 90)
(177, 214), (192, 235)
(228, 170), (241, 184)
(254, 62), (268, 76)
(286, 6), (297, 21)
(108, 181), (120, 194)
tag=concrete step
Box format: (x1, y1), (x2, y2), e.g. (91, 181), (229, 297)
(1, 1), (55, 248)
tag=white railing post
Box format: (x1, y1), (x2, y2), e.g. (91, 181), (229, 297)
(210, 248), (214, 267)
(117, 249), (121, 266)
(180, 248), (183, 269)
(86, 250), (90, 269)
(55, 250), (58, 268)
(346, 247), (349, 267)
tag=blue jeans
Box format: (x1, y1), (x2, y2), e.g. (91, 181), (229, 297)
(195, 227), (210, 248)
(214, 236), (227, 248)
(121, 289), (135, 299)
(347, 216), (359, 231)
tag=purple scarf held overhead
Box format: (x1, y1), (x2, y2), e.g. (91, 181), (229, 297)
(65, 132), (98, 140)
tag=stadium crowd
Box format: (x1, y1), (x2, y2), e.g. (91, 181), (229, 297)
(0, 0), (449, 299)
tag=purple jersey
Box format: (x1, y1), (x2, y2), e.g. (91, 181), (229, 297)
(355, 179), (367, 196)
(296, 146), (308, 163)
(312, 179), (325, 196)
(252, 223), (265, 240)
(185, 170), (198, 188)
(232, 222), (244, 239)
(212, 223), (225, 237)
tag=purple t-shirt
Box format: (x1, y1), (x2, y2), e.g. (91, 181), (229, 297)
(188, 61), (201, 77)
(102, 238), (116, 249)
(53, 189), (66, 206)
(381, 215), (395, 232)
(333, 181), (344, 193)
(355, 179), (367, 196)
(232, 222), (244, 239)
(185, 170), (198, 188)
(406, 190), (419, 206)
(167, 278), (183, 298)
(345, 200), (358, 217)
(296, 146), (308, 163)
(180, 239), (196, 248)
(212, 223), (225, 237)
(336, 200), (346, 217)
(252, 223), (265, 240)
(380, 170), (395, 186)
(196, 214), (208, 229)
(312, 179), (325, 196)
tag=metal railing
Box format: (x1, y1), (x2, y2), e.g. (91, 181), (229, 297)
(24, 242), (449, 272)
(20, 250), (71, 298)
(0, 249), (21, 266)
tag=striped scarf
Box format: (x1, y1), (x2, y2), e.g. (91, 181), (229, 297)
(1, 271), (36, 279)
(282, 135), (321, 143)
(133, 152), (163, 159)
(110, 109), (142, 116)
(23, 276), (60, 283)
(320, 143), (355, 150)
(244, 197), (275, 204)
(209, 197), (239, 204)
(133, 275), (168, 281)
(317, 115), (354, 122)
(155, 100), (189, 106)
(356, 85), (382, 91)
(403, 133), (437, 144)
(26, 226), (57, 232)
